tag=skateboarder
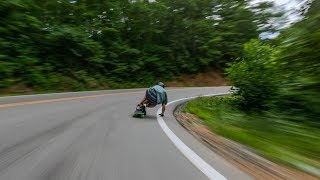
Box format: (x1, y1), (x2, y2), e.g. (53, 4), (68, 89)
(136, 82), (168, 117)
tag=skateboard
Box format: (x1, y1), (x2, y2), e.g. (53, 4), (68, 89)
(133, 105), (146, 118)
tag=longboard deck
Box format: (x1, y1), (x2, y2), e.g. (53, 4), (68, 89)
(133, 114), (145, 118)
(133, 105), (146, 118)
(133, 109), (146, 118)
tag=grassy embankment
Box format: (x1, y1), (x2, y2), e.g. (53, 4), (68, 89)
(185, 95), (320, 177)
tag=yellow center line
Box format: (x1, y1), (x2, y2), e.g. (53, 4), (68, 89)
(0, 87), (212, 108)
(0, 91), (145, 108)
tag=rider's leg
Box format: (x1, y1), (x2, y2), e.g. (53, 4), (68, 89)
(138, 95), (148, 107)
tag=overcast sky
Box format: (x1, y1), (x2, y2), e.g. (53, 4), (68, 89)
(253, 0), (312, 39)
(252, 0), (306, 23)
(255, 0), (312, 23)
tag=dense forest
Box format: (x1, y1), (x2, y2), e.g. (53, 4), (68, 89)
(1, 0), (277, 92)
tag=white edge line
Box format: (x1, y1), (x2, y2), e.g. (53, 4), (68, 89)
(157, 93), (229, 180)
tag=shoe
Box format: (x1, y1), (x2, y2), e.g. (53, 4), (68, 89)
(136, 104), (143, 110)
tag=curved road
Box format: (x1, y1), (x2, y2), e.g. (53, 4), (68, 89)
(0, 87), (251, 180)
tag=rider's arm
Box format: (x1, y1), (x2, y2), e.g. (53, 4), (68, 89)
(161, 103), (166, 115)
(159, 92), (167, 116)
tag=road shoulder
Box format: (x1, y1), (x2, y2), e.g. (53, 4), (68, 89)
(162, 99), (253, 180)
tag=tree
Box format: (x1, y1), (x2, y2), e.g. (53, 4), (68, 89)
(271, 0), (320, 121)
(227, 39), (276, 109)
(0, 0), (42, 88)
(0, 0), (279, 92)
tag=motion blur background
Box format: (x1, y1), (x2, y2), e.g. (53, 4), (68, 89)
(0, 0), (319, 177)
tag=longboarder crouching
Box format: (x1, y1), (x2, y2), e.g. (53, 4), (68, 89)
(136, 82), (168, 117)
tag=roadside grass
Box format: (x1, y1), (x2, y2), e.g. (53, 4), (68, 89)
(185, 95), (320, 177)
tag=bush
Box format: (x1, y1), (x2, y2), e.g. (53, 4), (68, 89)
(226, 39), (277, 110)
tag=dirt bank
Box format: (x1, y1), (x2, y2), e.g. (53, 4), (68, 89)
(167, 69), (228, 87)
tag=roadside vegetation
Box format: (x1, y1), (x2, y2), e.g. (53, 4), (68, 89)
(1, 0), (276, 94)
(185, 1), (320, 177)
(186, 96), (319, 176)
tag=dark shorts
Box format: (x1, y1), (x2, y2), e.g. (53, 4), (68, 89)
(146, 88), (157, 107)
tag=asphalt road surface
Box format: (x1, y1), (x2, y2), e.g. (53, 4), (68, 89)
(0, 87), (252, 180)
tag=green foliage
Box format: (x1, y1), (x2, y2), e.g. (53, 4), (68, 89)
(0, 0), (278, 93)
(185, 96), (320, 176)
(272, 4), (320, 122)
(227, 39), (277, 109)
(0, 0), (42, 88)
(227, 1), (320, 124)
(43, 26), (105, 71)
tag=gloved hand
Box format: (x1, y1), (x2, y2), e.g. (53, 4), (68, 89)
(159, 113), (164, 117)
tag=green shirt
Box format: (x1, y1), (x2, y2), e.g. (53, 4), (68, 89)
(151, 85), (168, 105)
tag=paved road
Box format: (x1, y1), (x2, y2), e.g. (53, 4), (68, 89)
(0, 87), (251, 180)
